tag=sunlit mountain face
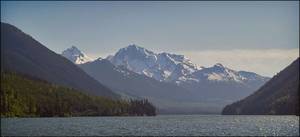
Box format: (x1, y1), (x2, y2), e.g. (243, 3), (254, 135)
(108, 44), (269, 84)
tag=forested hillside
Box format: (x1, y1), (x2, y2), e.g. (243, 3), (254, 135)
(1, 22), (117, 98)
(222, 58), (299, 115)
(0, 72), (156, 117)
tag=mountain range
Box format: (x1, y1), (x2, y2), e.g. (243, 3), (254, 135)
(2, 22), (296, 115)
(62, 44), (270, 113)
(108, 45), (268, 85)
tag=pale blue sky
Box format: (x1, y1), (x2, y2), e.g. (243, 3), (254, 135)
(1, 1), (299, 76)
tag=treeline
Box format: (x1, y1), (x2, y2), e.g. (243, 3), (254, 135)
(128, 99), (156, 116)
(0, 72), (156, 117)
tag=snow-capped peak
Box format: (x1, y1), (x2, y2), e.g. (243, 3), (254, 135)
(108, 44), (269, 84)
(117, 44), (156, 58)
(109, 44), (199, 82)
(61, 46), (92, 64)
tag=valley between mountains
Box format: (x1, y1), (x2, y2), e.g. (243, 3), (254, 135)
(61, 45), (270, 114)
(1, 22), (298, 116)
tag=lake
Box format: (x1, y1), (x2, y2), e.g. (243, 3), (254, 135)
(1, 115), (299, 136)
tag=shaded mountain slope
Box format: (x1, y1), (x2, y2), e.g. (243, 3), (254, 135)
(1, 22), (117, 98)
(1, 71), (156, 117)
(222, 58), (299, 115)
(79, 58), (224, 114)
(79, 58), (196, 101)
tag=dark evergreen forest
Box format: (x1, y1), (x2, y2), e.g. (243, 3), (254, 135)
(1, 71), (156, 117)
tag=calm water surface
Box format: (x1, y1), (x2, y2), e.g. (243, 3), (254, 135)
(1, 115), (299, 136)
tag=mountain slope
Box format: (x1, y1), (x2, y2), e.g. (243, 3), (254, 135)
(1, 22), (117, 98)
(1, 71), (155, 117)
(222, 58), (299, 115)
(179, 63), (269, 102)
(80, 58), (195, 100)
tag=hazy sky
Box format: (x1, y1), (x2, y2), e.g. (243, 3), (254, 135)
(1, 1), (299, 77)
